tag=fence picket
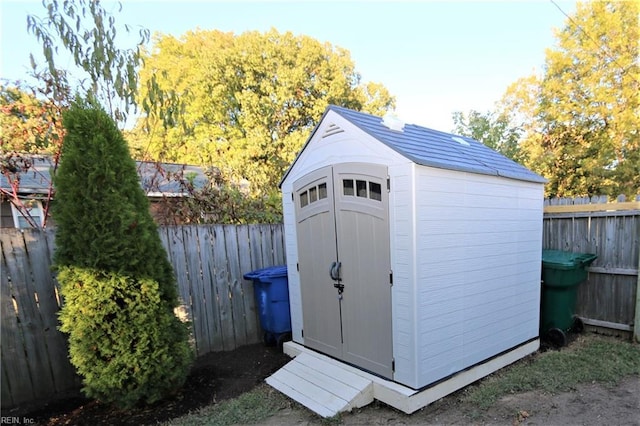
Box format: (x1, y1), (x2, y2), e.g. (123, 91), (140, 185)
(196, 226), (222, 353)
(22, 231), (78, 393)
(224, 225), (248, 347)
(1, 255), (34, 406)
(236, 225), (261, 343)
(183, 226), (210, 356)
(249, 225), (266, 270)
(2, 231), (57, 400)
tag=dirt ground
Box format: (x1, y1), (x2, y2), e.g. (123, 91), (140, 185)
(9, 339), (640, 426)
(264, 376), (640, 425)
(9, 343), (291, 425)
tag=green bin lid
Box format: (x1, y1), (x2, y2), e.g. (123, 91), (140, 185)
(542, 250), (598, 270)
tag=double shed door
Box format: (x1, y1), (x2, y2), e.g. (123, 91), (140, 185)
(294, 163), (392, 379)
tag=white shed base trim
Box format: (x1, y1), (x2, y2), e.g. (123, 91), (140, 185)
(268, 339), (540, 417)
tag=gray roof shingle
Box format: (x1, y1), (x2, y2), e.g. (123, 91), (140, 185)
(329, 105), (546, 184)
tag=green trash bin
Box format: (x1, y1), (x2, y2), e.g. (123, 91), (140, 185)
(540, 250), (597, 346)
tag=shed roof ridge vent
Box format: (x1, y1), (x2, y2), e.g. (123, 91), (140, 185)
(451, 136), (471, 147)
(322, 122), (345, 138)
(381, 111), (405, 132)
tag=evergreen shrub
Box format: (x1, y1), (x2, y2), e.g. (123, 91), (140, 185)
(57, 267), (193, 407)
(53, 97), (193, 408)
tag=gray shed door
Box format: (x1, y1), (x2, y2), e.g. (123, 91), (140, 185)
(294, 163), (392, 379)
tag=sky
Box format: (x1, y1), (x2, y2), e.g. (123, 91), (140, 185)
(0, 0), (577, 132)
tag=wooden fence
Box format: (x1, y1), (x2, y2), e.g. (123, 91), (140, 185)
(1, 227), (78, 410)
(158, 225), (286, 354)
(543, 195), (640, 340)
(0, 224), (285, 410)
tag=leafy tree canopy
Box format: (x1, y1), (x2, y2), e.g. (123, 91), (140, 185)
(130, 28), (396, 195)
(26, 0), (149, 125)
(0, 82), (66, 154)
(502, 0), (639, 198)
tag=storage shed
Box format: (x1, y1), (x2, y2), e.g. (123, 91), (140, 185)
(279, 105), (546, 392)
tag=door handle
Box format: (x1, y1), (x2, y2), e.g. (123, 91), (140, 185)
(329, 261), (342, 281)
(330, 262), (337, 280)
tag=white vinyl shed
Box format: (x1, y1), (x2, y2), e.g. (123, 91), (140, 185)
(280, 105), (546, 390)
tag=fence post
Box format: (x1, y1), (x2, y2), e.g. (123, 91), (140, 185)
(635, 244), (640, 343)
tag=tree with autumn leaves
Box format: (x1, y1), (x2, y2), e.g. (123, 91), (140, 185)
(0, 81), (67, 227)
(455, 1), (639, 198)
(515, 0), (638, 198)
(129, 28), (395, 198)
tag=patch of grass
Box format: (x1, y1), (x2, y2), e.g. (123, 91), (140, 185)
(165, 383), (290, 426)
(465, 334), (640, 409)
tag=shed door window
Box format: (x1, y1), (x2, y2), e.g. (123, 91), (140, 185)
(343, 180), (354, 196)
(356, 180), (367, 197)
(318, 183), (327, 199)
(369, 182), (382, 201)
(299, 182), (328, 208)
(343, 179), (382, 202)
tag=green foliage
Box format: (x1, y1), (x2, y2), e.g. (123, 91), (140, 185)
(53, 97), (193, 408)
(502, 1), (639, 198)
(0, 83), (65, 154)
(54, 97), (173, 295)
(57, 267), (193, 408)
(452, 109), (523, 162)
(27, 0), (141, 123)
(26, 0), (180, 128)
(131, 28), (396, 197)
(181, 185), (283, 225)
(157, 168), (283, 225)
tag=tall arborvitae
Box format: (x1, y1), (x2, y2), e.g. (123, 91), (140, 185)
(53, 96), (193, 408)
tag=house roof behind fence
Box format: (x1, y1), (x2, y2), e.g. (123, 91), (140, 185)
(0, 155), (208, 197)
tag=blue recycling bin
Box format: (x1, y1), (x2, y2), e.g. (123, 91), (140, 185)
(243, 265), (291, 346)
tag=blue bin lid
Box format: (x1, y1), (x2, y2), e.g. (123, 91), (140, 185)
(243, 265), (288, 280)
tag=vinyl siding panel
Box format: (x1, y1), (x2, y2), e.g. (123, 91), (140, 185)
(388, 163), (417, 387)
(414, 166), (543, 387)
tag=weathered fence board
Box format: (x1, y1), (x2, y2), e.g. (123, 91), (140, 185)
(1, 266), (32, 407)
(2, 231), (56, 401)
(25, 231), (77, 396)
(543, 196), (639, 335)
(1, 224), (286, 410)
(236, 225), (261, 344)
(1, 229), (81, 409)
(224, 225), (248, 347)
(185, 226), (212, 354)
(195, 226), (221, 354)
